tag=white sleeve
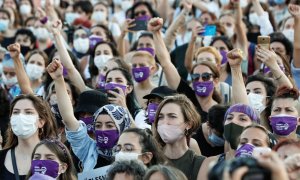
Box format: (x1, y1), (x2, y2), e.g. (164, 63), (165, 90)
(257, 11), (274, 36)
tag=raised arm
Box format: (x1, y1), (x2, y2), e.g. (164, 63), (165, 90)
(48, 19), (87, 92)
(289, 4), (300, 68)
(47, 59), (79, 131)
(227, 49), (249, 105)
(7, 43), (34, 94)
(233, 1), (248, 59)
(184, 26), (204, 72)
(252, 0), (274, 35)
(148, 18), (181, 90)
(256, 46), (293, 88)
(117, 19), (135, 58)
(156, 0), (168, 23)
(164, 0), (192, 51)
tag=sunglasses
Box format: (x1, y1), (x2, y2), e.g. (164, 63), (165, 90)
(191, 72), (213, 82)
(3, 71), (16, 77)
(134, 10), (147, 17)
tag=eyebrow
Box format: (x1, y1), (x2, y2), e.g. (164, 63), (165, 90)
(253, 88), (262, 91)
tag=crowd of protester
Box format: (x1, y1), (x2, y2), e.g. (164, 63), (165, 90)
(0, 0), (300, 179)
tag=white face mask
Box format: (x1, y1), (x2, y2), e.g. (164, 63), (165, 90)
(20, 4), (31, 15)
(0, 19), (9, 32)
(0, 63), (3, 75)
(65, 12), (80, 25)
(249, 13), (259, 26)
(248, 92), (266, 114)
(113, 0), (122, 5)
(225, 26), (234, 39)
(26, 64), (45, 80)
(94, 55), (113, 70)
(10, 114), (38, 139)
(73, 38), (90, 54)
(240, 0), (248, 8)
(2, 73), (17, 87)
(91, 11), (107, 23)
(115, 151), (141, 161)
(34, 27), (50, 41)
(220, 0), (230, 6)
(121, 1), (133, 11)
(282, 29), (294, 43)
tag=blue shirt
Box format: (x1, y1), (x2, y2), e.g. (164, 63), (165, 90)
(66, 121), (98, 171)
(291, 61), (300, 89)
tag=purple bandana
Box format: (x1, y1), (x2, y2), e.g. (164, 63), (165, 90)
(104, 82), (127, 94)
(235, 143), (255, 157)
(137, 47), (155, 57)
(224, 104), (260, 124)
(270, 114), (298, 136)
(31, 160), (59, 178)
(147, 103), (159, 124)
(220, 50), (228, 65)
(193, 81), (214, 97)
(89, 35), (103, 50)
(80, 116), (94, 133)
(95, 129), (119, 149)
(97, 74), (106, 90)
(132, 67), (150, 82)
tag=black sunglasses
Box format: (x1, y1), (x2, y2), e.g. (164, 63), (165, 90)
(191, 72), (214, 82)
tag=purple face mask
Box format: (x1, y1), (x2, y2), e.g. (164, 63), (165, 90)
(137, 47), (155, 57)
(147, 103), (159, 124)
(270, 114), (298, 136)
(62, 64), (68, 77)
(132, 67), (150, 82)
(31, 160), (59, 178)
(80, 116), (94, 133)
(136, 15), (151, 21)
(95, 129), (119, 149)
(97, 74), (106, 90)
(235, 143), (255, 157)
(193, 81), (214, 97)
(89, 35), (103, 50)
(220, 50), (228, 65)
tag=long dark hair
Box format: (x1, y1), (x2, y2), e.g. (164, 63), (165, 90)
(122, 128), (168, 167)
(105, 67), (141, 117)
(26, 139), (77, 180)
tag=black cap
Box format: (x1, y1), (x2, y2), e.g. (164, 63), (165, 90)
(74, 90), (109, 116)
(143, 86), (177, 100)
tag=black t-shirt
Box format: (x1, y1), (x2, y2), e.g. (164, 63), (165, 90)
(1, 37), (15, 49)
(192, 125), (224, 157)
(0, 148), (26, 180)
(177, 78), (208, 122)
(170, 43), (189, 80)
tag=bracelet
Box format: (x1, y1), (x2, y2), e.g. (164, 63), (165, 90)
(40, 16), (48, 24)
(275, 74), (282, 80)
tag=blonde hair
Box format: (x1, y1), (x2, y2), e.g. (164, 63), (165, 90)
(132, 51), (156, 66)
(194, 47), (222, 65)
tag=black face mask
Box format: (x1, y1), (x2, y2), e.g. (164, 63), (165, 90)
(223, 123), (244, 150)
(20, 45), (32, 57)
(247, 32), (261, 44)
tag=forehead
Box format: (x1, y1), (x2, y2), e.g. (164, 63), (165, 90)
(16, 34), (30, 41)
(220, 15), (234, 23)
(91, 26), (105, 34)
(285, 17), (294, 26)
(94, 3), (107, 10)
(13, 99), (36, 110)
(246, 81), (266, 90)
(28, 53), (44, 63)
(95, 43), (112, 52)
(0, 12), (9, 19)
(271, 42), (285, 50)
(118, 132), (141, 146)
(213, 40), (227, 47)
(131, 55), (149, 64)
(3, 66), (15, 72)
(272, 98), (297, 108)
(134, 4), (149, 12)
(96, 114), (115, 123)
(138, 36), (153, 44)
(74, 29), (87, 36)
(107, 70), (126, 79)
(35, 144), (54, 155)
(193, 64), (213, 74)
(160, 103), (181, 113)
(240, 127), (267, 141)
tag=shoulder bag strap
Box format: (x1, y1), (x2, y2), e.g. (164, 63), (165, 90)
(11, 148), (20, 180)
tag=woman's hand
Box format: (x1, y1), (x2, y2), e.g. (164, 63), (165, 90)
(148, 17), (163, 32)
(256, 46), (279, 71)
(47, 59), (63, 80)
(7, 43), (21, 60)
(107, 87), (128, 108)
(121, 19), (136, 34)
(227, 48), (243, 69)
(288, 4), (300, 19)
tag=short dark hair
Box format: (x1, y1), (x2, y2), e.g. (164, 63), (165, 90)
(246, 74), (276, 98)
(129, 1), (159, 19)
(107, 160), (146, 180)
(14, 28), (36, 46)
(208, 105), (229, 134)
(210, 36), (234, 51)
(270, 32), (293, 62)
(73, 0), (93, 15)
